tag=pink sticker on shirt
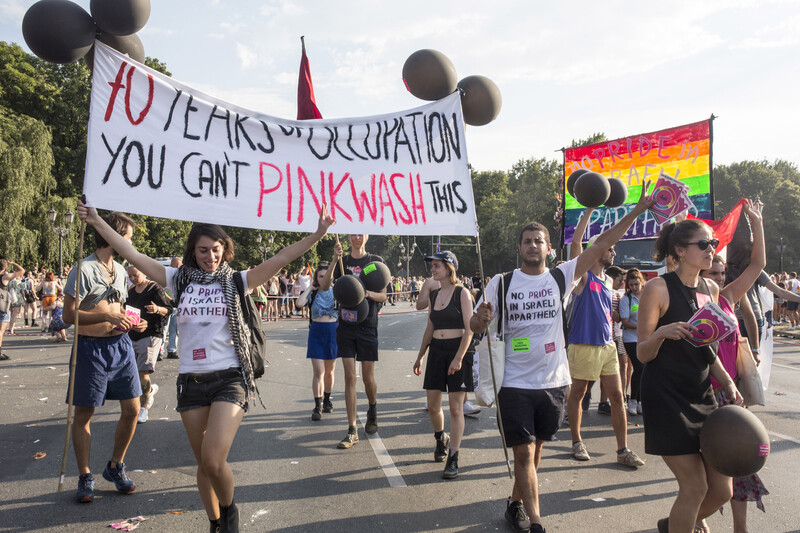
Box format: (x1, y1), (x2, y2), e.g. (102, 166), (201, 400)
(545, 342), (555, 354)
(193, 348), (207, 360)
(590, 280), (602, 293)
(758, 443), (770, 457)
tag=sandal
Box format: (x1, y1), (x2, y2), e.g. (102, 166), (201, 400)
(657, 518), (669, 533)
(694, 519), (710, 533)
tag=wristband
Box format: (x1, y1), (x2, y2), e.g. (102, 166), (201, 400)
(752, 348), (760, 354)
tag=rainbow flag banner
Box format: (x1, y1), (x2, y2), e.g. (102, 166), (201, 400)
(562, 119), (712, 244)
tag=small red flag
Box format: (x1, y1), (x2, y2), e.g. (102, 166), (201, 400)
(297, 36), (322, 120)
(687, 198), (746, 252)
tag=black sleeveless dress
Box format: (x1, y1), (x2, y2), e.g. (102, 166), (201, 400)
(641, 272), (717, 456)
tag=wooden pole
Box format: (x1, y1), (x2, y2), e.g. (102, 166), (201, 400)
(58, 220), (86, 491)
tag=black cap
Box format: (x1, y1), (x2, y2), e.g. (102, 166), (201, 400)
(424, 251), (458, 270)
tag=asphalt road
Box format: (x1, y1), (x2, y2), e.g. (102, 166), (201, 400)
(1, 308), (799, 532)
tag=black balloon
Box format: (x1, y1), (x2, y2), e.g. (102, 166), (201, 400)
(573, 172), (611, 208)
(458, 75), (502, 126)
(359, 261), (391, 293)
(85, 33), (145, 71)
(333, 275), (365, 308)
(700, 405), (769, 477)
(604, 178), (629, 208)
(339, 297), (370, 325)
(566, 169), (589, 198)
(90, 0), (150, 36)
(402, 49), (458, 101)
(22, 0), (96, 64)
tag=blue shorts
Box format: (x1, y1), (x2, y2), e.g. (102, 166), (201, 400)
(0, 310), (9, 324)
(306, 321), (338, 360)
(67, 335), (142, 407)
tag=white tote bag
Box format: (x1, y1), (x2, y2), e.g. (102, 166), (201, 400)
(474, 275), (506, 407)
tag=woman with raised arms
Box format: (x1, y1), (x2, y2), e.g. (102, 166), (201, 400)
(77, 200), (335, 533)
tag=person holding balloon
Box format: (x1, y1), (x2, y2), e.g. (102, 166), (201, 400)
(700, 255), (769, 532)
(636, 199), (765, 533)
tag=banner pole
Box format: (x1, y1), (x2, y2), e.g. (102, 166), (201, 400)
(335, 234), (345, 276)
(57, 219), (86, 491)
(475, 228), (513, 479)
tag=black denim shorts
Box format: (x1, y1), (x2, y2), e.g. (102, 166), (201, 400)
(176, 368), (248, 413)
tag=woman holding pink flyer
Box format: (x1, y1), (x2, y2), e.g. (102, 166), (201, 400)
(636, 199), (764, 533)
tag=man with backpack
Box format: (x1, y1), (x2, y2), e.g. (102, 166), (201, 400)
(470, 183), (653, 533)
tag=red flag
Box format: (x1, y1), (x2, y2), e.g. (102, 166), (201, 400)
(687, 198), (745, 252)
(297, 37), (322, 120)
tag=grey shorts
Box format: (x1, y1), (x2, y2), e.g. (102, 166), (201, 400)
(132, 336), (163, 373)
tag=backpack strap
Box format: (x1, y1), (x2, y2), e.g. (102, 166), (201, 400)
(549, 267), (569, 341)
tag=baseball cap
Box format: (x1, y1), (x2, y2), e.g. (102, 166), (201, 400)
(424, 251), (458, 270)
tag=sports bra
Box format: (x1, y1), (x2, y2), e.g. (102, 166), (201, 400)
(430, 286), (464, 330)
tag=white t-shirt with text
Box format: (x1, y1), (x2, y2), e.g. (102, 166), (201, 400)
(475, 259), (578, 390)
(165, 267), (249, 374)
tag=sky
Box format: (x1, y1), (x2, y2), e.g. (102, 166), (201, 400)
(2, 0), (800, 173)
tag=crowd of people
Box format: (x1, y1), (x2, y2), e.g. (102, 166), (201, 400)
(0, 189), (784, 533)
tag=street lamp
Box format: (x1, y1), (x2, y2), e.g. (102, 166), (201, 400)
(398, 238), (416, 280)
(777, 237), (787, 273)
(255, 233), (274, 262)
(47, 206), (74, 280)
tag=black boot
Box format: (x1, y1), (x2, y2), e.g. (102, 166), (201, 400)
(442, 450), (459, 479)
(209, 519), (220, 533)
(219, 502), (239, 533)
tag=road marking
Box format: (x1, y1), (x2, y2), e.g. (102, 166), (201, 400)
(769, 431), (800, 447)
(772, 362), (800, 371)
(358, 411), (407, 488)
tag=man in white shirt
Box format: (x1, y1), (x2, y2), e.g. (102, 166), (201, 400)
(471, 185), (653, 533)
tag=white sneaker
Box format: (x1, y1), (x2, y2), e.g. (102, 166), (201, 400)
(137, 407), (148, 424)
(627, 399), (638, 416)
(463, 400), (481, 416)
(144, 383), (159, 410)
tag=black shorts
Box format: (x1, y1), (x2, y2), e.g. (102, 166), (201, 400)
(788, 301), (799, 311)
(336, 324), (379, 362)
(176, 368), (248, 413)
(497, 386), (567, 447)
(423, 337), (474, 393)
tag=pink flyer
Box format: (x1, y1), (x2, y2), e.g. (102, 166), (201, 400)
(685, 302), (738, 347)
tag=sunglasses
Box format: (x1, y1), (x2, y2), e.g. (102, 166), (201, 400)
(686, 239), (719, 251)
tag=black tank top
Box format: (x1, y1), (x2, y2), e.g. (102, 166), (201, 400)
(430, 286), (464, 330)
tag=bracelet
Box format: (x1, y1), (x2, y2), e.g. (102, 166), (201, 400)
(752, 348), (760, 353)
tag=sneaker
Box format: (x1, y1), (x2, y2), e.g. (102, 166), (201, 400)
(0, 353), (10, 361)
(581, 391), (591, 411)
(531, 524), (546, 533)
(76, 473), (95, 503)
(365, 406), (378, 435)
(434, 432), (450, 462)
(597, 401), (611, 416)
(137, 407), (149, 424)
(31, 321), (38, 327)
(144, 383), (159, 410)
(102, 461), (135, 493)
(322, 399), (333, 413)
(572, 441), (590, 461)
(463, 400), (481, 416)
(337, 432), (359, 449)
(504, 499), (531, 532)
(166, 351), (179, 359)
(442, 450), (459, 479)
(311, 406), (322, 421)
(617, 448), (645, 468)
(627, 399), (638, 416)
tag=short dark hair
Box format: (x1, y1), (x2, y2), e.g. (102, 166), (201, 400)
(182, 223), (235, 269)
(605, 265), (626, 279)
(94, 212), (136, 249)
(518, 222), (551, 245)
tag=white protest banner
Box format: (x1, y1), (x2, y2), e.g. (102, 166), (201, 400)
(84, 42), (477, 236)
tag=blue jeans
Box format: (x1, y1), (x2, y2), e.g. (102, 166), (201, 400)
(166, 309), (178, 353)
